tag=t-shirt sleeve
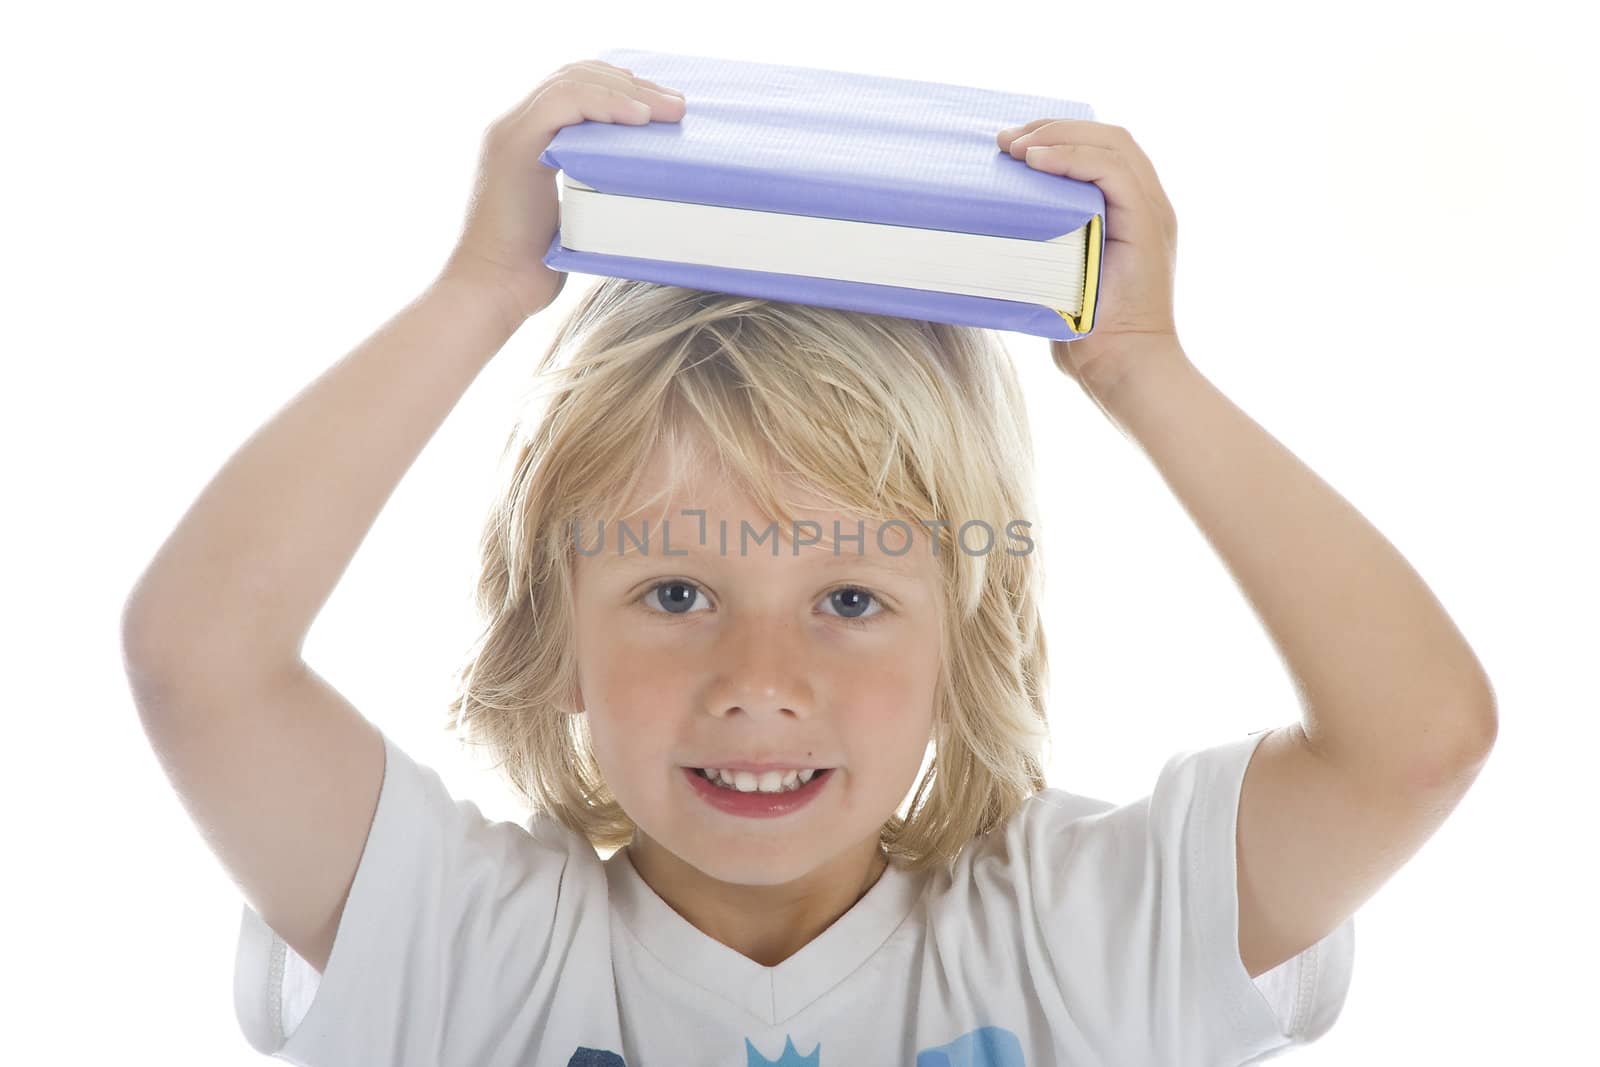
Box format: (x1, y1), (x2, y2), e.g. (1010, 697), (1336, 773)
(232, 727), (610, 1065)
(1014, 730), (1355, 1064)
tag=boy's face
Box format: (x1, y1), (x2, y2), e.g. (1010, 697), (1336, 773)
(571, 441), (943, 887)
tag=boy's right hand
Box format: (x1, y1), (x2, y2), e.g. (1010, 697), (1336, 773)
(438, 60), (687, 328)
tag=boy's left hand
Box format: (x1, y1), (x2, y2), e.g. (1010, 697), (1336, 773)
(997, 119), (1183, 399)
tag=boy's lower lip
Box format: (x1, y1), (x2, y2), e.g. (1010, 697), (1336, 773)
(682, 766), (833, 818)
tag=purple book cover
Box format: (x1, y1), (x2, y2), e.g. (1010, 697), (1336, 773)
(538, 47), (1105, 340)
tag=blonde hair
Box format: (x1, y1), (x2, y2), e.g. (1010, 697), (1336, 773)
(444, 277), (1051, 871)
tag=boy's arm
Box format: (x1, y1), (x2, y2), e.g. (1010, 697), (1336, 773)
(120, 59), (686, 989)
(1091, 339), (1497, 979)
(120, 272), (519, 975)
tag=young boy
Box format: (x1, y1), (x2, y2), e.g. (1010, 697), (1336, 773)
(123, 58), (1496, 1065)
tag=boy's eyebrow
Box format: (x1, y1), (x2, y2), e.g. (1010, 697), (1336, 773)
(595, 544), (925, 576)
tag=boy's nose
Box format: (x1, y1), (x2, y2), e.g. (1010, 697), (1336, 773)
(704, 620), (816, 720)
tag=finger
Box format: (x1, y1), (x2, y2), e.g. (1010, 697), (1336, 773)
(498, 76), (681, 147)
(538, 78), (656, 124)
(626, 74), (687, 99)
(1003, 119), (1172, 229)
(497, 62), (682, 132)
(487, 83), (649, 158)
(1005, 120), (1158, 191)
(1016, 142), (1168, 250)
(567, 60), (685, 99)
(995, 118), (1055, 147)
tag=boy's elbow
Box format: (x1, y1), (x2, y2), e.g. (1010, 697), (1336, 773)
(122, 594), (194, 681)
(1411, 700), (1497, 791)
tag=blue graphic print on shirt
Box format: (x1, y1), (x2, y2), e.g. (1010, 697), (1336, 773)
(915, 1025), (1026, 1066)
(746, 1034), (821, 1065)
(567, 1025), (1023, 1066)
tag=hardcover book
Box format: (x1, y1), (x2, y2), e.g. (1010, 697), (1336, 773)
(538, 48), (1105, 340)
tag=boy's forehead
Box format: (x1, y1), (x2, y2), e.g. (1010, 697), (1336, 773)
(589, 436), (934, 577)
(589, 494), (932, 577)
(589, 533), (932, 583)
(592, 505), (928, 566)
(620, 437), (846, 530)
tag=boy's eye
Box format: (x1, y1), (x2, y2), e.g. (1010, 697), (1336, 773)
(639, 580), (885, 626)
(647, 580), (706, 615)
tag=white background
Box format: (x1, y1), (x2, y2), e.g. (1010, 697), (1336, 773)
(6, 0), (1595, 1062)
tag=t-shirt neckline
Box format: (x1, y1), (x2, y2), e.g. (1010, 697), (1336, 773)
(604, 845), (927, 1026)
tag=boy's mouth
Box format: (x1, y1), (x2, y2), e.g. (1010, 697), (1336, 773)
(690, 766), (833, 794)
(684, 766), (835, 817)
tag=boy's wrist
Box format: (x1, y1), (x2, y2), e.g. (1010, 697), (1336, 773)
(433, 257), (535, 339)
(1088, 339), (1197, 425)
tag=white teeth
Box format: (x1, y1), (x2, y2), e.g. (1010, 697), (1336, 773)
(699, 768), (820, 794)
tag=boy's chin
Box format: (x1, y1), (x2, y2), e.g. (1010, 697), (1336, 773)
(676, 821), (893, 890)
(683, 838), (837, 888)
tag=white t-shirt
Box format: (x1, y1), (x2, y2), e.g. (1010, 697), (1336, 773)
(234, 727), (1354, 1066)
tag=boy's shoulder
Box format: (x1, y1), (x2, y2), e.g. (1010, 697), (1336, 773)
(989, 784), (1123, 845)
(1023, 785), (1120, 819)
(937, 785), (1120, 889)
